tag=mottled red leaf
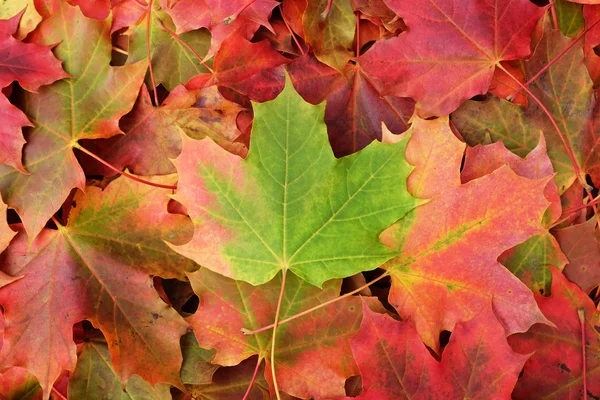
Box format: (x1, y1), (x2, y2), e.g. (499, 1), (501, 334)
(381, 116), (551, 351)
(0, 11), (68, 92)
(461, 135), (567, 295)
(509, 269), (600, 399)
(289, 54), (414, 156)
(359, 0), (545, 116)
(351, 302), (528, 399)
(0, 175), (193, 398)
(214, 35), (288, 89)
(160, 0), (277, 33)
(553, 216), (600, 293)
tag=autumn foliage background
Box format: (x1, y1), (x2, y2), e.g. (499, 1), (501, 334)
(0, 0), (599, 398)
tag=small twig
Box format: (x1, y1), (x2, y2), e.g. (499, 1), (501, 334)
(74, 144), (177, 190)
(270, 269), (287, 400)
(551, 195), (600, 228)
(320, 0), (333, 20)
(355, 12), (360, 57)
(112, 46), (128, 55)
(549, 0), (559, 31)
(242, 357), (263, 400)
(578, 308), (587, 400)
(51, 386), (68, 400)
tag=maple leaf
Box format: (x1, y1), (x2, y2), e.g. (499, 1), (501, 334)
(0, 11), (67, 172)
(186, 267), (361, 398)
(381, 116), (551, 351)
(358, 0), (545, 117)
(126, 0), (212, 91)
(68, 335), (171, 399)
(508, 268), (600, 399)
(159, 0), (277, 34)
(0, 1), (146, 241)
(0, 11), (68, 92)
(553, 216), (600, 293)
(288, 54), (414, 157)
(0, 174), (193, 398)
(81, 85), (246, 177)
(351, 302), (528, 399)
(211, 35), (289, 98)
(170, 75), (421, 286)
(303, 0), (356, 71)
(186, 33), (289, 103)
(460, 136), (568, 295)
(453, 29), (599, 193)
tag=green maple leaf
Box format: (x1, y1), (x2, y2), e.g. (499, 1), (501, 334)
(171, 75), (421, 286)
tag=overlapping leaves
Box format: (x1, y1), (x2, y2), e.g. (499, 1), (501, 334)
(0, 0), (599, 399)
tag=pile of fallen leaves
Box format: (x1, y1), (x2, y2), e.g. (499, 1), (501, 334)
(0, 0), (598, 398)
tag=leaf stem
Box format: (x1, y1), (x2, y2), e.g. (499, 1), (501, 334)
(550, 1), (559, 31)
(74, 145), (178, 190)
(579, 308), (587, 400)
(242, 356), (263, 400)
(270, 269), (287, 400)
(551, 195), (600, 228)
(242, 270), (390, 335)
(496, 63), (596, 210)
(280, 5), (305, 56)
(112, 46), (128, 55)
(157, 22), (215, 73)
(320, 0), (333, 20)
(355, 12), (360, 57)
(51, 387), (67, 400)
(146, 0), (160, 106)
(507, 18), (600, 101)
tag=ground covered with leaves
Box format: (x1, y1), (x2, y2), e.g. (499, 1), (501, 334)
(0, 0), (599, 398)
